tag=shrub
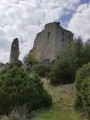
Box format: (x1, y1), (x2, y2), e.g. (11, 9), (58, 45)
(32, 64), (50, 78)
(23, 52), (39, 72)
(48, 61), (74, 85)
(75, 63), (90, 119)
(23, 52), (38, 66)
(0, 65), (52, 115)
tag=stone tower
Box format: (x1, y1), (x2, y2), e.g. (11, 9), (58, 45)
(31, 22), (73, 63)
(9, 38), (20, 63)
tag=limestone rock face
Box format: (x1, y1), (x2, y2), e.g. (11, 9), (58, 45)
(9, 38), (20, 64)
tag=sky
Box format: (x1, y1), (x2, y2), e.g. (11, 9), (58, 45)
(0, 0), (90, 63)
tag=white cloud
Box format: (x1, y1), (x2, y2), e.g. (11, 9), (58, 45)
(68, 3), (90, 41)
(0, 0), (80, 63)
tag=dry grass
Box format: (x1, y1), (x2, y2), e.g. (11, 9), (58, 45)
(0, 105), (28, 120)
(0, 115), (8, 120)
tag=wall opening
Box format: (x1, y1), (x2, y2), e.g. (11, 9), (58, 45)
(62, 31), (64, 35)
(63, 38), (64, 41)
(48, 32), (50, 38)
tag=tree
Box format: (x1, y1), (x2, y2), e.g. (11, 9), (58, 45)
(0, 64), (52, 115)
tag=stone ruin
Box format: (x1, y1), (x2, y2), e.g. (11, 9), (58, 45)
(30, 22), (73, 63)
(0, 22), (74, 71)
(9, 38), (20, 64)
(0, 38), (21, 72)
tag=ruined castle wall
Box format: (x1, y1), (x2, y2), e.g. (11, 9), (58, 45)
(55, 24), (64, 57)
(43, 23), (56, 61)
(32, 22), (73, 62)
(34, 22), (56, 62)
(55, 24), (73, 57)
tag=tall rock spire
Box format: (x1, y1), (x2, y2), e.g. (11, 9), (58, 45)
(9, 38), (20, 63)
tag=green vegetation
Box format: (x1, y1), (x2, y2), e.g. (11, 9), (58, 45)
(32, 65), (50, 78)
(0, 64), (52, 115)
(0, 37), (90, 120)
(23, 52), (38, 66)
(23, 52), (50, 77)
(30, 79), (86, 120)
(75, 63), (90, 119)
(48, 37), (90, 85)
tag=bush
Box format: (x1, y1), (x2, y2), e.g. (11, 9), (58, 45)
(32, 64), (50, 78)
(23, 52), (38, 66)
(75, 63), (90, 119)
(48, 61), (74, 85)
(0, 64), (52, 115)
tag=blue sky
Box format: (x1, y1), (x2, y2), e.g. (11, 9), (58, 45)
(80, 0), (89, 4)
(0, 0), (90, 63)
(60, 0), (90, 28)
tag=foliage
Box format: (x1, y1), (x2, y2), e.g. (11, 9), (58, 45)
(0, 65), (52, 115)
(32, 64), (50, 78)
(23, 52), (38, 66)
(48, 37), (90, 85)
(75, 63), (90, 119)
(0, 80), (83, 120)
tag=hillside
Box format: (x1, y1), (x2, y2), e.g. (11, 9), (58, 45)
(0, 78), (87, 120)
(31, 79), (86, 120)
